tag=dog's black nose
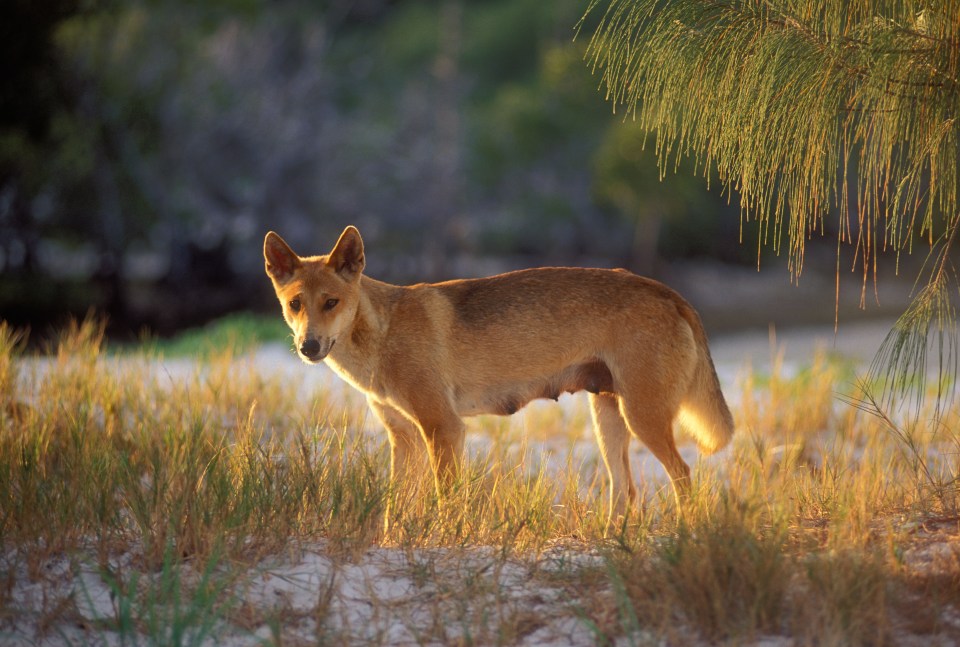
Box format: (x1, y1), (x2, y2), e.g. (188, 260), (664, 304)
(300, 338), (321, 358)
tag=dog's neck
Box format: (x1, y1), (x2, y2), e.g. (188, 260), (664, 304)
(324, 275), (400, 393)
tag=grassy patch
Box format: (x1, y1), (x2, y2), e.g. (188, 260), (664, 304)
(3, 317), (960, 644)
(135, 312), (290, 358)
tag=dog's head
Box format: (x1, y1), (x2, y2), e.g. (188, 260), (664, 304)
(264, 226), (365, 364)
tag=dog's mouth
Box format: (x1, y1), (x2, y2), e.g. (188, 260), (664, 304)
(297, 337), (335, 363)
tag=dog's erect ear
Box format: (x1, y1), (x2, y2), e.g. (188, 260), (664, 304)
(327, 226), (365, 281)
(264, 232), (301, 283)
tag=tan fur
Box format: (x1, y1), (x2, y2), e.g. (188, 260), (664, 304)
(264, 226), (734, 520)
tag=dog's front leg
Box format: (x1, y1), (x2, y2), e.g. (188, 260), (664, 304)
(409, 406), (466, 494)
(369, 399), (424, 485)
(369, 399), (426, 534)
(589, 393), (639, 527)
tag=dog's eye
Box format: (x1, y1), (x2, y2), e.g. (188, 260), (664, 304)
(290, 298), (301, 313)
(324, 298), (339, 311)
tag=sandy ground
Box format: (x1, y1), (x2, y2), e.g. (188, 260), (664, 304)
(13, 318), (949, 646)
(710, 318), (895, 368)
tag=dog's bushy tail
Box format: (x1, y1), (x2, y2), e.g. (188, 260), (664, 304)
(676, 306), (735, 455)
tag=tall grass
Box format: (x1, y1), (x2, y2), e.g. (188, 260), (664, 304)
(597, 346), (960, 645)
(1, 318), (381, 572)
(2, 318), (960, 644)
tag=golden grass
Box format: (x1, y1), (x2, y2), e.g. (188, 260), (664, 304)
(2, 317), (960, 644)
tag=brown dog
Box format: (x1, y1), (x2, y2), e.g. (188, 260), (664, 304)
(264, 226), (733, 518)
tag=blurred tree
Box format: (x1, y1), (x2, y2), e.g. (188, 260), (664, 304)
(2, 0), (753, 334)
(592, 120), (714, 275)
(584, 0), (960, 415)
(0, 0), (87, 274)
(426, 0), (464, 276)
(1, 0), (368, 329)
(471, 42), (616, 259)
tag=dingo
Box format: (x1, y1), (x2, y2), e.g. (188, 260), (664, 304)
(264, 226), (733, 518)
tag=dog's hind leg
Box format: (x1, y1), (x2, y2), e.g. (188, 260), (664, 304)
(589, 393), (638, 523)
(616, 392), (691, 501)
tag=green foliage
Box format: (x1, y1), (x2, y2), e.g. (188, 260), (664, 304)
(583, 0), (960, 412)
(475, 45), (602, 173)
(592, 121), (717, 245)
(379, 2), (440, 69)
(137, 313), (290, 358)
(463, 0), (565, 89)
(585, 0), (960, 268)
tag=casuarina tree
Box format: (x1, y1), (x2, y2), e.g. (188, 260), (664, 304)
(582, 0), (960, 416)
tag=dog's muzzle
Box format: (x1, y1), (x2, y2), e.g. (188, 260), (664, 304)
(298, 337), (335, 363)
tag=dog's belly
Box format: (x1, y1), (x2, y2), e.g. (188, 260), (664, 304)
(454, 360), (614, 417)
